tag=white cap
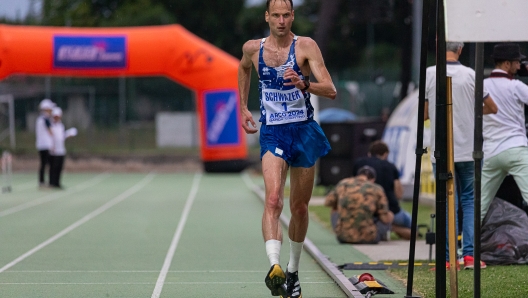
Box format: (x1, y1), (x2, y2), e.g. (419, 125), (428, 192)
(39, 99), (55, 110)
(52, 107), (62, 117)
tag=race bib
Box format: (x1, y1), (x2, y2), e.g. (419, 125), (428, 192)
(262, 88), (307, 125)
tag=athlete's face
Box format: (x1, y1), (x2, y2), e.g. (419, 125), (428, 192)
(265, 0), (294, 38)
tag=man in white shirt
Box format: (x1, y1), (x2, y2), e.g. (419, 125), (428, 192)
(35, 99), (54, 187)
(425, 42), (498, 270)
(481, 43), (528, 225)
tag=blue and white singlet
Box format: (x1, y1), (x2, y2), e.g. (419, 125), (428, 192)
(258, 36), (314, 125)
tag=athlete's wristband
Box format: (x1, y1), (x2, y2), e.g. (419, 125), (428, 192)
(301, 78), (310, 91)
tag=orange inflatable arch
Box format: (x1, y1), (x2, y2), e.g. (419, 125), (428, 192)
(0, 24), (247, 172)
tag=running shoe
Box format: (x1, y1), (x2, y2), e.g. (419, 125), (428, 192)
(463, 256), (487, 269)
(285, 270), (302, 298)
(265, 264), (287, 297)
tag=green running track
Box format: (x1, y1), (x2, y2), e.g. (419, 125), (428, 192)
(0, 172), (348, 298)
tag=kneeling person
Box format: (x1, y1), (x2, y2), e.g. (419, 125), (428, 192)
(325, 166), (394, 244)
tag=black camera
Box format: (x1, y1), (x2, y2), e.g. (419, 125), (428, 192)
(519, 61), (528, 77)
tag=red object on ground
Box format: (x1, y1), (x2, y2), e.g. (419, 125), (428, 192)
(359, 273), (375, 282)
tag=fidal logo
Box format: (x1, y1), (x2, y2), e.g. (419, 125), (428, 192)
(53, 36), (127, 69)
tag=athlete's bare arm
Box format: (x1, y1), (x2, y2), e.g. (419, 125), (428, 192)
(283, 37), (336, 99)
(238, 40), (260, 134)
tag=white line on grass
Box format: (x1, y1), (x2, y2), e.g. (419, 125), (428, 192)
(0, 173), (155, 273)
(0, 173), (109, 218)
(151, 173), (202, 298)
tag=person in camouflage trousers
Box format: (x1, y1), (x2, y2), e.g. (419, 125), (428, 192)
(324, 165), (394, 244)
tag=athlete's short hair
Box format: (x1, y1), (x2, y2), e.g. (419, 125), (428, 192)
(368, 140), (389, 157)
(446, 42), (464, 53)
(266, 0), (293, 11)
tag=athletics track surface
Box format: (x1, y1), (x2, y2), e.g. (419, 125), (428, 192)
(0, 172), (361, 297)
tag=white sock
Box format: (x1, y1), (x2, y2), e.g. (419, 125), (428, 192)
(287, 239), (304, 273)
(265, 240), (281, 266)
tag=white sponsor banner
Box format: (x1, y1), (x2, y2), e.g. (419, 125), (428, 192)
(446, 0), (528, 42)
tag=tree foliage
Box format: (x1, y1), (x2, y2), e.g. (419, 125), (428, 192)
(41, 0), (176, 27)
(38, 0), (406, 76)
(32, 0), (420, 116)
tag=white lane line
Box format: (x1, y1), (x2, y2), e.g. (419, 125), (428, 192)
(151, 173), (202, 298)
(0, 173), (155, 273)
(0, 281), (334, 285)
(0, 173), (109, 218)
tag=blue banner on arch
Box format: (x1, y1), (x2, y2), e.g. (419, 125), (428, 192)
(204, 90), (240, 147)
(53, 36), (127, 69)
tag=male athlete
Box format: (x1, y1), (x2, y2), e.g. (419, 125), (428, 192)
(238, 0), (336, 297)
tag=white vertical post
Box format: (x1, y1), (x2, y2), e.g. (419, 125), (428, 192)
(311, 94), (320, 124)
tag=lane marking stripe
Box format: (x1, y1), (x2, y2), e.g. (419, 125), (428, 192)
(0, 173), (109, 218)
(0, 173), (155, 273)
(151, 173), (202, 298)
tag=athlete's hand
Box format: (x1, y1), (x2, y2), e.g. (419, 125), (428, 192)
(241, 108), (258, 134)
(283, 68), (305, 89)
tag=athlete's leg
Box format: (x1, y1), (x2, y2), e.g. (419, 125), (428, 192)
(262, 151), (289, 296)
(284, 165), (313, 298)
(288, 165), (315, 242)
(262, 151), (289, 243)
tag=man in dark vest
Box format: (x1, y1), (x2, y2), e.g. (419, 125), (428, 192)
(353, 140), (412, 239)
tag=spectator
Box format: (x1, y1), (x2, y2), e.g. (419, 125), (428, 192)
(49, 107), (76, 189)
(35, 99), (54, 188)
(425, 41), (496, 269)
(353, 140), (412, 239)
(324, 166), (394, 244)
(481, 44), (528, 224)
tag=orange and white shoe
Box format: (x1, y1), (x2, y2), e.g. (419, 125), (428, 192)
(463, 256), (487, 269)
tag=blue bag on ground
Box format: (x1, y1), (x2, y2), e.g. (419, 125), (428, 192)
(481, 197), (528, 265)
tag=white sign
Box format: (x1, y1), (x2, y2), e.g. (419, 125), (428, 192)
(382, 90), (432, 199)
(446, 0), (528, 42)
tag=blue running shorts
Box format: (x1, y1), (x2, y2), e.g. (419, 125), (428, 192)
(260, 120), (331, 168)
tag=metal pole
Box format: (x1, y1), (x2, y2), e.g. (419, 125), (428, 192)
(473, 42), (485, 298)
(89, 87), (96, 151)
(119, 76), (126, 125)
(435, 0), (448, 296)
(45, 76), (52, 99)
(119, 76), (126, 147)
(446, 76), (458, 297)
(405, 0), (430, 296)
(411, 0), (423, 84)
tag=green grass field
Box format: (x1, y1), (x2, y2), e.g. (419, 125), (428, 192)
(308, 194), (528, 297)
(389, 262), (528, 297)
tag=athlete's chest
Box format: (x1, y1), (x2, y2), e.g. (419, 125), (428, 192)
(259, 44), (305, 69)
